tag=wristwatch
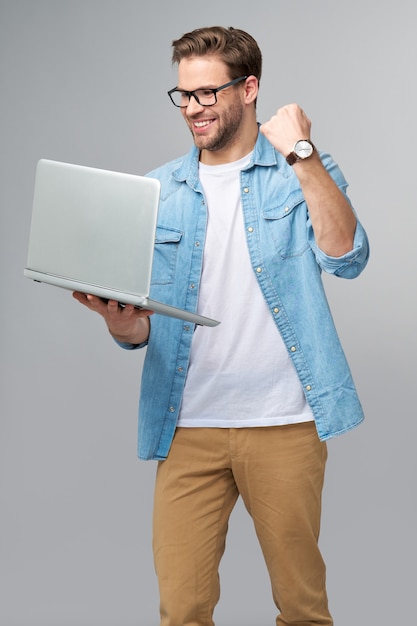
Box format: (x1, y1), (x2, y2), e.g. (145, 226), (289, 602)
(286, 139), (315, 166)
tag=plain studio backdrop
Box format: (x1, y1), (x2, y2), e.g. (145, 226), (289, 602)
(1, 1), (416, 625)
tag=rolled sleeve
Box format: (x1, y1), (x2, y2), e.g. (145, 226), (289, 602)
(114, 339), (148, 350)
(310, 220), (370, 279)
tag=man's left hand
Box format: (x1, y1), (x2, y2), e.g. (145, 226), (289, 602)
(260, 103), (312, 157)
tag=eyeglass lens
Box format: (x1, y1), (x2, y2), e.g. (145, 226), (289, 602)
(171, 89), (216, 107)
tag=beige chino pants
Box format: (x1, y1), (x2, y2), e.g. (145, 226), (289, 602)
(153, 422), (333, 626)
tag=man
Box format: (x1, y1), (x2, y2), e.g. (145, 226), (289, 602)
(74, 26), (369, 626)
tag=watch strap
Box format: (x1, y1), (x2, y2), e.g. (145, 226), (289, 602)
(286, 151), (299, 166)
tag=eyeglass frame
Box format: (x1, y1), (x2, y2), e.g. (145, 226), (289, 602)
(167, 75), (248, 108)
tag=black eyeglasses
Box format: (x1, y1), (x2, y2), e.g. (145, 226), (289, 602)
(168, 76), (248, 108)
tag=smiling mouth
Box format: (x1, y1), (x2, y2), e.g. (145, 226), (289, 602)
(193, 119), (215, 129)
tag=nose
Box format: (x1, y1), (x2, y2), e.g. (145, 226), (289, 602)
(184, 94), (205, 115)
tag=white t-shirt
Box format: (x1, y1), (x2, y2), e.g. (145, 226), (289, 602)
(177, 153), (314, 428)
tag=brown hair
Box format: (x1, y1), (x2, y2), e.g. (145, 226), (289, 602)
(171, 26), (262, 85)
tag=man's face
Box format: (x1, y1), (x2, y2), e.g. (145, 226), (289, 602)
(177, 56), (246, 155)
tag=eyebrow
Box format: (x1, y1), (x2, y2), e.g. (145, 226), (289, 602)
(175, 84), (217, 92)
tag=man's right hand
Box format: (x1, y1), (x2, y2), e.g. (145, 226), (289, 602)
(72, 292), (153, 345)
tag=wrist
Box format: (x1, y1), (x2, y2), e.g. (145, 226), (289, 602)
(286, 139), (316, 166)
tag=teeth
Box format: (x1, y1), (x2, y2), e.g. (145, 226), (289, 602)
(194, 120), (211, 128)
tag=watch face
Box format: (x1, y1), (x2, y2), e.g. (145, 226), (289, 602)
(294, 140), (313, 159)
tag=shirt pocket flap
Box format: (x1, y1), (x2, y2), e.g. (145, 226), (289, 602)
(152, 226), (183, 285)
(262, 191), (305, 220)
(155, 226), (183, 244)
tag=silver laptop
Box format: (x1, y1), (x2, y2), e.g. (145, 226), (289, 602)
(24, 159), (219, 327)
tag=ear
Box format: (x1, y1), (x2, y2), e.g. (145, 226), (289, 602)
(243, 75), (259, 105)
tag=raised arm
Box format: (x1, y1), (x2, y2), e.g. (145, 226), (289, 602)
(260, 103), (357, 257)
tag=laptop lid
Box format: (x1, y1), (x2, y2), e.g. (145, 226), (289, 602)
(24, 159), (219, 327)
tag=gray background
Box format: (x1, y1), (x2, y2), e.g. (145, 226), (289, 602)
(1, 1), (415, 624)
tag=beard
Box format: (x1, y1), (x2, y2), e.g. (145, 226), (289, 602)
(187, 97), (245, 153)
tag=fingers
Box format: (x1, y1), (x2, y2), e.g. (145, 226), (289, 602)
(72, 292), (153, 319)
(263, 103), (310, 125)
(72, 291), (106, 311)
(260, 103), (312, 156)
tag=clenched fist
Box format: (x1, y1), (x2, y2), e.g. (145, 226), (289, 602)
(260, 103), (312, 158)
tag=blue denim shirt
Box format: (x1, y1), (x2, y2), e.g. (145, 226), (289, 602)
(120, 131), (369, 460)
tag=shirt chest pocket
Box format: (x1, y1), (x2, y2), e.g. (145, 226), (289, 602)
(262, 193), (309, 258)
(151, 226), (183, 285)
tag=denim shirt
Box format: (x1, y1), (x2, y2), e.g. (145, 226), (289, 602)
(120, 131), (369, 460)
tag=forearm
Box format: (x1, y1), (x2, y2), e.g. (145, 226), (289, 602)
(294, 153), (357, 257)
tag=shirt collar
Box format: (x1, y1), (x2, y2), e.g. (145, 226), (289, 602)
(173, 125), (279, 186)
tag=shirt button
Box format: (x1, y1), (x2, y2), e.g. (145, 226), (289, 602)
(169, 406), (175, 413)
(306, 385), (312, 391)
(248, 226), (254, 233)
(273, 307), (280, 314)
(195, 241), (200, 247)
(284, 206), (290, 213)
(177, 366), (183, 373)
(184, 325), (190, 331)
(256, 267), (262, 273)
(290, 346), (297, 352)
(190, 284), (195, 289)
(243, 187), (249, 193)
